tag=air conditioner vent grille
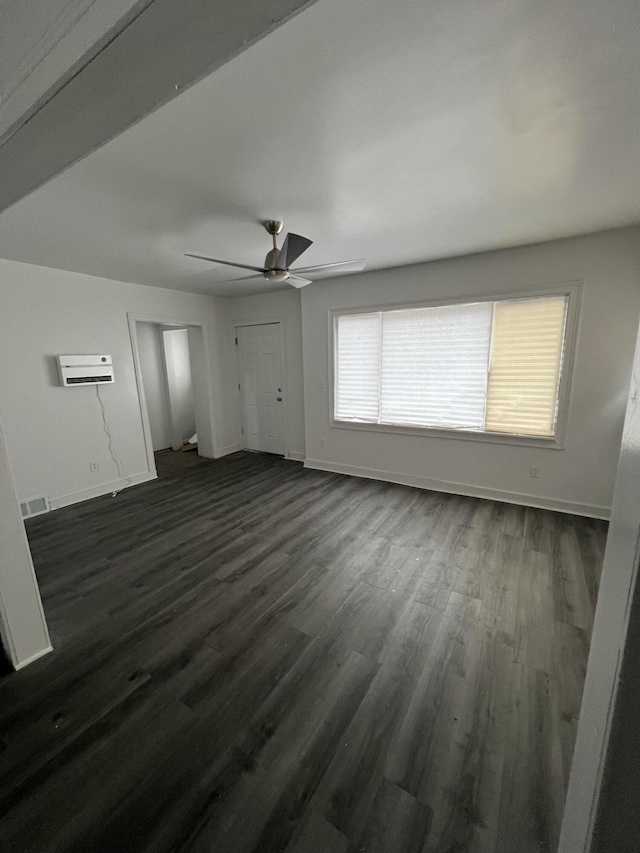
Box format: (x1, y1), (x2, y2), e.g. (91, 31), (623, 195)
(20, 496), (50, 518)
(67, 375), (113, 384)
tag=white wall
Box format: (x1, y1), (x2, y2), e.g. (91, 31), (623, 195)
(162, 327), (196, 449)
(230, 289), (305, 460)
(301, 227), (640, 518)
(137, 322), (171, 451)
(0, 258), (237, 508)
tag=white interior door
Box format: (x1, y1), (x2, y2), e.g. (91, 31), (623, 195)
(237, 323), (285, 455)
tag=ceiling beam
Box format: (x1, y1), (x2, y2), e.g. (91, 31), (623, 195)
(0, 0), (318, 213)
(0, 0), (156, 145)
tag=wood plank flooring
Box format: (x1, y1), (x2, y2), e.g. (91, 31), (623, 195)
(154, 449), (209, 477)
(0, 452), (608, 852)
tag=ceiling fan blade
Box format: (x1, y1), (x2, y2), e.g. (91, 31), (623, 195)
(184, 253), (267, 273)
(288, 275), (313, 289)
(220, 274), (266, 282)
(276, 233), (313, 269)
(290, 258), (366, 280)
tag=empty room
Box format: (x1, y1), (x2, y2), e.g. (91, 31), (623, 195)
(1, 1), (639, 852)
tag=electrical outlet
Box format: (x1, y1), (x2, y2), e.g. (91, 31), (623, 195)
(320, 438), (326, 448)
(529, 464), (540, 478)
(89, 461), (99, 473)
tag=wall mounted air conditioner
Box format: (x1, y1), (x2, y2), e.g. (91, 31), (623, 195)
(57, 355), (114, 386)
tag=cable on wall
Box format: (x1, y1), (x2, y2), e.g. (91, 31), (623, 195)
(95, 385), (132, 496)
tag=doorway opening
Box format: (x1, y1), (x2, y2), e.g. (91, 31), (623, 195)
(236, 321), (287, 457)
(129, 314), (216, 479)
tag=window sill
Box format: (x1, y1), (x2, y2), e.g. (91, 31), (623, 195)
(331, 418), (564, 449)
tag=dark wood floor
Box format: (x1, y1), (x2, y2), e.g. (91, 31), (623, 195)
(154, 448), (209, 477)
(0, 452), (607, 852)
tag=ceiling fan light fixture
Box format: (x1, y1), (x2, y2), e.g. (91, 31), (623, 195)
(264, 269), (289, 283)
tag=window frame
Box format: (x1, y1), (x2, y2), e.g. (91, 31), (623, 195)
(328, 282), (582, 450)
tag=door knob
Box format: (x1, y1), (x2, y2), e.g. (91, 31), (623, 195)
(276, 397), (282, 401)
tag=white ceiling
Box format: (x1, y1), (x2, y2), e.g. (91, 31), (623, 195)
(0, 0), (639, 298)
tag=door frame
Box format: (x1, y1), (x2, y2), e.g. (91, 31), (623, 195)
(235, 318), (290, 459)
(0, 414), (52, 670)
(128, 312), (218, 478)
(558, 319), (640, 852)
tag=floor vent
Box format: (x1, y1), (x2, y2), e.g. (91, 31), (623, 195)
(20, 496), (50, 519)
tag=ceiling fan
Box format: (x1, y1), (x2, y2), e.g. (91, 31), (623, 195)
(184, 220), (365, 288)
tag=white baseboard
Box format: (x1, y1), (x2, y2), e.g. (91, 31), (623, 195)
(49, 471), (157, 511)
(14, 644), (53, 670)
(216, 444), (241, 458)
(304, 458), (610, 520)
(215, 445), (304, 461)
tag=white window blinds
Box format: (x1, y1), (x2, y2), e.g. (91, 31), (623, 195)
(334, 312), (380, 421)
(379, 303), (492, 428)
(334, 293), (570, 438)
(485, 296), (568, 436)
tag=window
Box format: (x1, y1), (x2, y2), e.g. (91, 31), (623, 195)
(334, 293), (571, 440)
